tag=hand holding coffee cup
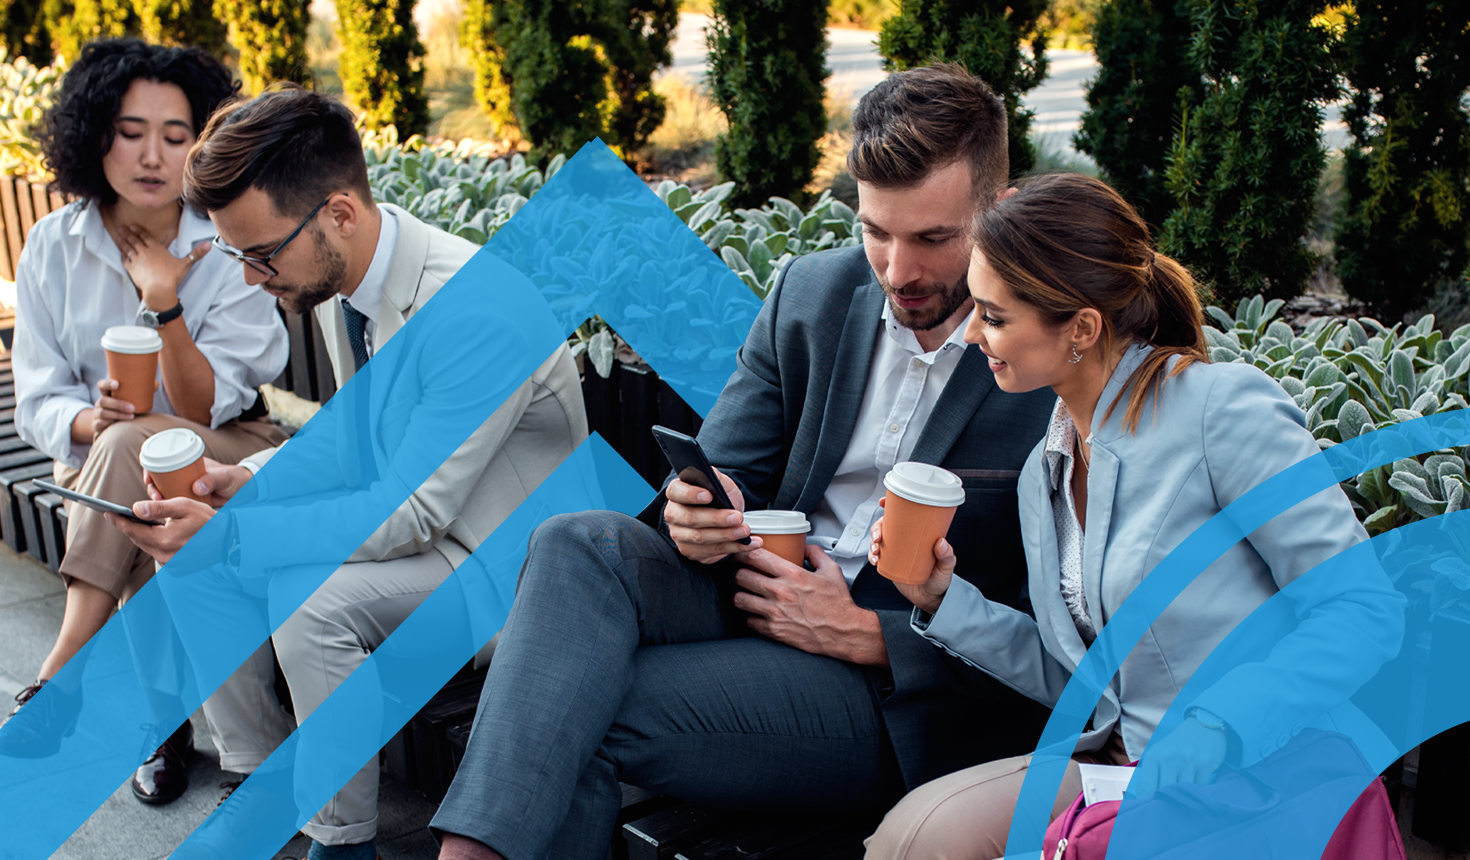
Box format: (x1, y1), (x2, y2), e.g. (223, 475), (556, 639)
(102, 325), (162, 416)
(665, 466), (763, 563)
(869, 513), (955, 616)
(871, 461), (965, 592)
(86, 377), (142, 440)
(139, 428), (209, 504)
(743, 511), (811, 567)
(145, 456), (252, 508)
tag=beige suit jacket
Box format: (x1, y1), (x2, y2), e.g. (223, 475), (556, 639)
(245, 204), (586, 568)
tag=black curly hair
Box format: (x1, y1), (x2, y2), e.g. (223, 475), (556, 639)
(36, 38), (239, 206)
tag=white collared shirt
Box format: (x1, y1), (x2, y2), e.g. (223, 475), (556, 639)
(333, 207), (398, 358)
(13, 201), (290, 467)
(808, 302), (971, 585)
(1042, 397), (1096, 644)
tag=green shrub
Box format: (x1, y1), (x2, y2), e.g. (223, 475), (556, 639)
(45, 0), (136, 64)
(1073, 0), (1196, 228)
(219, 0), (311, 94)
(707, 0), (829, 209)
(1205, 295), (1470, 536)
(0, 48), (63, 178)
(2, 0), (54, 64)
(878, 0), (1049, 177)
(490, 0), (674, 163)
(1333, 0), (1470, 318)
(459, 0), (515, 137)
(136, 0), (226, 54)
(336, 0), (429, 135)
(1159, 0), (1337, 307)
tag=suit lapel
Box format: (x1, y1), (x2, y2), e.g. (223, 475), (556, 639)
(788, 282), (885, 512)
(908, 345), (995, 465)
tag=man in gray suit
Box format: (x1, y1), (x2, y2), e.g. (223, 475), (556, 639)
(111, 88), (586, 860)
(432, 65), (1056, 860)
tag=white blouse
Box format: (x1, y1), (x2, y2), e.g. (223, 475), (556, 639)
(1042, 398), (1097, 644)
(13, 201), (290, 468)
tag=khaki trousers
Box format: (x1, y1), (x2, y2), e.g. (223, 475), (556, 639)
(54, 412), (287, 602)
(864, 733), (1130, 860)
(201, 549), (455, 846)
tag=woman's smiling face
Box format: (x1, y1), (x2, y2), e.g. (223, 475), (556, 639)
(962, 249), (1077, 393)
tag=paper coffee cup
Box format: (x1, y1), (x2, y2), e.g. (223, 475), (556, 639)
(878, 462), (965, 585)
(102, 326), (162, 415)
(744, 510), (810, 567)
(139, 428), (207, 502)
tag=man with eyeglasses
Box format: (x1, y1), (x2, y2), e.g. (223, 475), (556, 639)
(108, 86), (585, 860)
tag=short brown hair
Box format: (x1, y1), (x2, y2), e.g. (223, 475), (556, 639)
(847, 63), (1008, 198)
(973, 173), (1209, 432)
(183, 85), (373, 218)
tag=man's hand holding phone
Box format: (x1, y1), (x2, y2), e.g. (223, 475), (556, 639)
(664, 467), (763, 564)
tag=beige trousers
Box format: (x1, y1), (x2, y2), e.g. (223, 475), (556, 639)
(54, 412), (287, 601)
(865, 733), (1130, 860)
(202, 549), (455, 846)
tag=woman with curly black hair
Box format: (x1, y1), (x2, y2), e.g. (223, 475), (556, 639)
(2, 38), (291, 805)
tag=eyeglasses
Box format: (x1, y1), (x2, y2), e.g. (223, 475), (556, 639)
(212, 197), (333, 278)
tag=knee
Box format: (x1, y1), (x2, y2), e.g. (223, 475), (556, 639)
(272, 594), (336, 671)
(523, 510), (645, 577)
(865, 779), (1012, 860)
(91, 418), (152, 458)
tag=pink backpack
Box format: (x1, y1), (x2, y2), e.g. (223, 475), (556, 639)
(1042, 731), (1406, 860)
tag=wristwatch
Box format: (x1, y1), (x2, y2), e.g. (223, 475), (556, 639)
(1188, 706), (1228, 732)
(139, 301), (184, 329)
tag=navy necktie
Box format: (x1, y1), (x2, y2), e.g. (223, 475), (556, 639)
(342, 298), (370, 371)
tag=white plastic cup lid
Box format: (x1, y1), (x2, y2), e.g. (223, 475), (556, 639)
(743, 510), (811, 535)
(101, 325), (163, 354)
(883, 462), (965, 507)
(138, 428), (206, 473)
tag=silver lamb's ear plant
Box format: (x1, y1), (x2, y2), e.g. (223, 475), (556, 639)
(1205, 297), (1470, 539)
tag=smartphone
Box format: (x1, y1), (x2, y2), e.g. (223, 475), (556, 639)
(651, 425), (751, 545)
(34, 479), (163, 526)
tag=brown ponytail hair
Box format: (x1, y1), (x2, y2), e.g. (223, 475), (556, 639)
(972, 173), (1208, 432)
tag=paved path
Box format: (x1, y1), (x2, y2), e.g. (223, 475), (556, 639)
(0, 544), (439, 860)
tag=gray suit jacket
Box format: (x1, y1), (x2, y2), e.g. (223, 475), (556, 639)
(244, 205), (587, 569)
(669, 245), (1057, 788)
(917, 346), (1404, 764)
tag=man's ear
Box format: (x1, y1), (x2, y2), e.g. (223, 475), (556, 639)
(324, 192), (362, 239)
(997, 186), (1019, 203)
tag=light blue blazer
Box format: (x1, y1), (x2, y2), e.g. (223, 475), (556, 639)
(915, 345), (1405, 764)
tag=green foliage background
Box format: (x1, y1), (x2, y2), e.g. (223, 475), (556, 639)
(1073, 0), (1196, 229)
(336, 0), (429, 134)
(219, 0), (311, 93)
(1333, 0), (1470, 318)
(707, 0), (830, 209)
(1159, 0), (1338, 306)
(878, 0), (1049, 177)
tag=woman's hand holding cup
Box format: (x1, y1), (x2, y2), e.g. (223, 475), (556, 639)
(869, 510), (953, 615)
(87, 377), (143, 439)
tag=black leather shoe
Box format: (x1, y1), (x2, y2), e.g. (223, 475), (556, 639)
(131, 720), (194, 805)
(0, 679), (81, 758)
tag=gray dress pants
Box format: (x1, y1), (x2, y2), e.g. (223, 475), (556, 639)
(431, 511), (904, 860)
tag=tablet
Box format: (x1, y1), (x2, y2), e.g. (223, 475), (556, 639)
(33, 479), (163, 526)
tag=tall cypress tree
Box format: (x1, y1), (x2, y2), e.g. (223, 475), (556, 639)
(1159, 0), (1337, 305)
(878, 0), (1048, 177)
(708, 0), (829, 208)
(218, 0), (311, 94)
(336, 0), (429, 135)
(2, 0), (54, 64)
(1333, 0), (1470, 317)
(494, 0), (673, 162)
(1073, 0), (1197, 230)
(460, 0), (515, 135)
(137, 0), (227, 54)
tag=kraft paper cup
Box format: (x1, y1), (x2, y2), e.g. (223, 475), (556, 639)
(877, 462), (965, 585)
(102, 326), (162, 415)
(139, 428), (207, 503)
(743, 510), (811, 567)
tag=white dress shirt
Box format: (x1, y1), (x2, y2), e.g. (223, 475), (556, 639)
(332, 207), (398, 358)
(13, 201), (290, 467)
(1042, 398), (1096, 644)
(808, 303), (971, 584)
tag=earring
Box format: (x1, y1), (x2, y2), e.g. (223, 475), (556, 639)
(1069, 344), (1083, 364)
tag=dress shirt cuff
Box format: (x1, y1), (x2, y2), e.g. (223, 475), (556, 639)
(911, 575), (988, 646)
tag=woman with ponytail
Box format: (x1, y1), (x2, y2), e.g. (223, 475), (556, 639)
(864, 173), (1404, 858)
